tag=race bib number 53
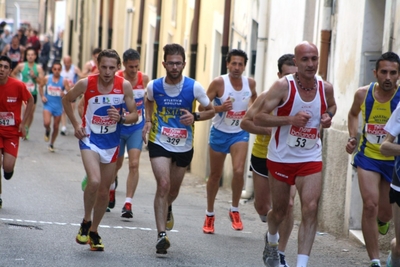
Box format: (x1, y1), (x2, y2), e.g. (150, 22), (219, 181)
(287, 126), (318, 149)
(160, 127), (188, 146)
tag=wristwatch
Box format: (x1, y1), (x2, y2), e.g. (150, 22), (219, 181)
(118, 116), (126, 124)
(192, 112), (200, 121)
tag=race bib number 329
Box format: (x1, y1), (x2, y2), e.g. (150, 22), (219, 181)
(160, 127), (188, 146)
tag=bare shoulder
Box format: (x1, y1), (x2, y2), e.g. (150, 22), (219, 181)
(355, 85), (369, 98)
(323, 80), (333, 91)
(247, 77), (256, 87)
(75, 77), (88, 88)
(142, 73), (150, 83)
(210, 76), (224, 87)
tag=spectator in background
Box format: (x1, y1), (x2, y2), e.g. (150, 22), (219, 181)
(0, 26), (13, 52)
(0, 21), (7, 35)
(53, 31), (63, 63)
(16, 28), (27, 47)
(40, 35), (51, 74)
(27, 29), (40, 62)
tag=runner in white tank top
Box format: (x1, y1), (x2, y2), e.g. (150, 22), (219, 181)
(211, 74), (252, 133)
(201, 49), (257, 234)
(242, 42), (336, 267)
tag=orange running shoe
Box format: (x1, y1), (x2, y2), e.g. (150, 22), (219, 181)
(229, 210), (243, 231)
(202, 215), (215, 234)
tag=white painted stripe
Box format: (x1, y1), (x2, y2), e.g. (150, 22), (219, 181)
(0, 217), (178, 232)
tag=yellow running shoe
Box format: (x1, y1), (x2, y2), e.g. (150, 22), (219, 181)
(377, 219), (390, 235)
(166, 205), (174, 230)
(76, 220), (91, 244)
(89, 231), (104, 251)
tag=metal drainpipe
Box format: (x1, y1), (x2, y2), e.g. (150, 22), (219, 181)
(152, 0), (162, 79)
(189, 0), (201, 79)
(220, 0), (231, 75)
(241, 0), (270, 200)
(137, 0), (145, 55)
(318, 1), (332, 81)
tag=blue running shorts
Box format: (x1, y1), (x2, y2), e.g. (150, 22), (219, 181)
(209, 126), (249, 154)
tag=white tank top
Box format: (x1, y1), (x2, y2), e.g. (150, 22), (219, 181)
(211, 74), (252, 133)
(267, 74), (327, 163)
(61, 65), (76, 87)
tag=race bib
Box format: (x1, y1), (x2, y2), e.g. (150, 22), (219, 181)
(365, 123), (386, 144)
(0, 112), (15, 126)
(287, 126), (318, 149)
(90, 114), (117, 134)
(160, 126), (188, 146)
(123, 109), (143, 126)
(26, 80), (35, 92)
(66, 78), (74, 87)
(224, 110), (246, 127)
(47, 86), (62, 97)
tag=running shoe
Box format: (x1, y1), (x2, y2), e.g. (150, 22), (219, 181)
(76, 220), (92, 244)
(166, 205), (174, 230)
(81, 175), (88, 191)
(121, 202), (133, 218)
(260, 214), (267, 223)
(108, 190), (116, 209)
(263, 233), (279, 267)
(44, 130), (50, 142)
(0, 198), (2, 209)
(279, 252), (290, 267)
(25, 126), (29, 140)
(370, 263), (380, 267)
(89, 231), (104, 251)
(202, 215), (215, 234)
(114, 176), (118, 190)
(60, 126), (67, 136)
(387, 252), (392, 267)
(156, 232), (170, 254)
(229, 210), (243, 230)
(377, 219), (390, 235)
(48, 144), (55, 152)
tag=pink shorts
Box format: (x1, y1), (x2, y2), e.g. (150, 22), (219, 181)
(0, 135), (20, 158)
(267, 159), (322, 185)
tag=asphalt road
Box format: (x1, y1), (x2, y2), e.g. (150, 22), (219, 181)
(0, 101), (386, 266)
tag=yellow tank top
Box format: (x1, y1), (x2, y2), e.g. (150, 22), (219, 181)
(358, 83), (400, 160)
(251, 134), (271, 159)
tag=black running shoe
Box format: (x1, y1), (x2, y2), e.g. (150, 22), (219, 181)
(156, 232), (170, 254)
(0, 198), (2, 208)
(89, 231), (104, 251)
(121, 203), (133, 218)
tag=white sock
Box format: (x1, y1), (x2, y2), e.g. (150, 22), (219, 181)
(125, 198), (132, 204)
(267, 232), (279, 244)
(206, 210), (215, 216)
(296, 254), (309, 267)
(109, 183), (115, 190)
(230, 206), (239, 212)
